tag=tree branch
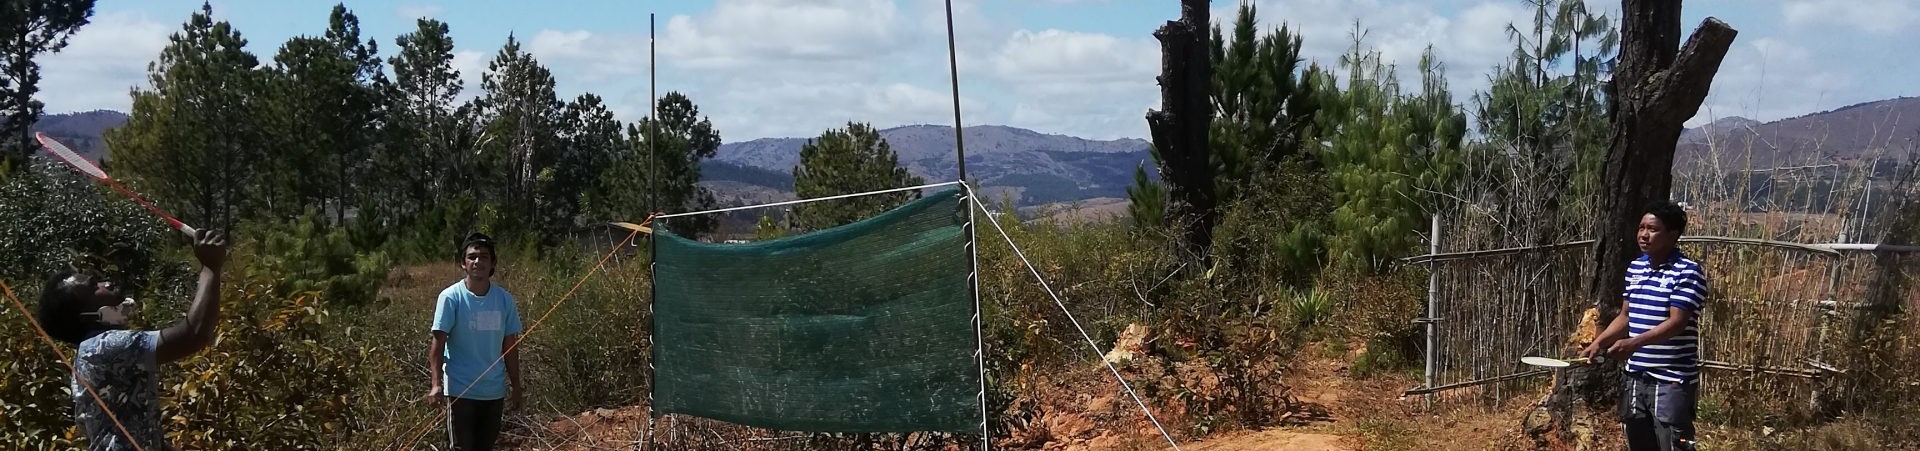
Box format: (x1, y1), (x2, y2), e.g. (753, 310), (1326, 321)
(1650, 18), (1738, 124)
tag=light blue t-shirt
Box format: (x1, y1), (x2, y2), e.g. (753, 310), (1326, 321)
(432, 280), (523, 401)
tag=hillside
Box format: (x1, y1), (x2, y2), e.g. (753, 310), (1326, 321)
(708, 125), (1155, 206)
(30, 97), (1917, 211)
(1678, 97), (1920, 170)
(30, 109), (128, 162)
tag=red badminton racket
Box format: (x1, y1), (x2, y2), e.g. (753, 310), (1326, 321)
(35, 132), (197, 237)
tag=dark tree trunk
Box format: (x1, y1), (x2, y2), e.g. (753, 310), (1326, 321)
(1146, 0), (1215, 262)
(1537, 0), (1737, 444)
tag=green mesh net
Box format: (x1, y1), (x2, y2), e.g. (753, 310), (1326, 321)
(651, 189), (982, 433)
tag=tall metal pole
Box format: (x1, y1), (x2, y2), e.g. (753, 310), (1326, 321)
(943, 1), (988, 449)
(641, 14), (660, 451)
(649, 13), (658, 216)
(945, 1), (968, 183)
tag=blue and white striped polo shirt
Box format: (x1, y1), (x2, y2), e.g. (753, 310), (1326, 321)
(1623, 251), (1708, 383)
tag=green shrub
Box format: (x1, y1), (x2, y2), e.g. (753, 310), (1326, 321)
(246, 209), (390, 308)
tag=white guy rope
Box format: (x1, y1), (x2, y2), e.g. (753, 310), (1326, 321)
(963, 185), (1183, 451)
(654, 181), (962, 219)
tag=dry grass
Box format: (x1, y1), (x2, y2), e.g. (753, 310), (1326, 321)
(1420, 110), (1920, 448)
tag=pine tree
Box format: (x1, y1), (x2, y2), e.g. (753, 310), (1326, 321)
(792, 122), (925, 231)
(549, 93), (621, 232)
(371, 17), (480, 249)
(1316, 38), (1465, 272)
(1472, 0), (1617, 246)
(0, 0), (94, 176)
(267, 4), (383, 224)
(1207, 2), (1320, 203)
(589, 92), (720, 237)
(1131, 3), (1321, 236)
(105, 3), (266, 231)
(1126, 162), (1165, 231)
(752, 212), (787, 241)
(475, 34), (563, 237)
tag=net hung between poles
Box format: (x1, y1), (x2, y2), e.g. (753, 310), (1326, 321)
(651, 189), (983, 433)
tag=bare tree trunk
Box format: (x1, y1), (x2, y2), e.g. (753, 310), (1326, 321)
(1539, 0), (1737, 444)
(1146, 0), (1215, 263)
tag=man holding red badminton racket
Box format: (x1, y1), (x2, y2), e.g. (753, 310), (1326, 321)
(36, 228), (229, 450)
(426, 232), (525, 451)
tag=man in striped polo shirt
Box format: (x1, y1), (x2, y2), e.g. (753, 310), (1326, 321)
(1583, 201), (1706, 451)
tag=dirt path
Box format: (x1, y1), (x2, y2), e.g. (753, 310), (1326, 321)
(1182, 429), (1350, 450)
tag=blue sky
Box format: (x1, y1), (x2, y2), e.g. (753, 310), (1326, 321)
(36, 0), (1919, 141)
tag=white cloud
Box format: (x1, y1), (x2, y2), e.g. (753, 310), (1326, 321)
(1783, 0), (1918, 34)
(450, 49), (488, 102)
(659, 0), (906, 70)
(37, 11), (173, 114)
(397, 4), (444, 20)
(915, 0), (999, 75)
(514, 0), (1000, 140)
(1690, 36), (1856, 127)
(1221, 0), (1542, 110)
(984, 28), (1158, 139)
(993, 29), (1157, 83)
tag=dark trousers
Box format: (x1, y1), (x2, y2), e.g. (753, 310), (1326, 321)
(1621, 371), (1697, 451)
(448, 397), (504, 451)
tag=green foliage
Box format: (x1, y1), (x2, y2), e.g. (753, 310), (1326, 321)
(363, 18), (483, 255)
(0, 283), (86, 449)
(474, 35), (566, 241)
(1138, 3), (1330, 275)
(554, 94), (622, 224)
(261, 4), (383, 225)
(1471, 0), (1616, 244)
(105, 3), (267, 231)
(162, 287), (374, 448)
(0, 0), (96, 175)
(0, 159), (187, 450)
(791, 122), (925, 231)
(1210, 158), (1330, 290)
(752, 212), (787, 241)
(154, 234), (413, 449)
(1126, 162), (1166, 231)
(1315, 40), (1465, 273)
(503, 246), (653, 413)
(244, 209), (390, 308)
(0, 159), (176, 288)
(589, 92), (721, 237)
(0, 206), (395, 449)
(1208, 3), (1322, 204)
(1319, 267), (1425, 378)
(1289, 287), (1332, 330)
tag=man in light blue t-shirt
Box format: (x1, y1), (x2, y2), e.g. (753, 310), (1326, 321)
(427, 232), (524, 451)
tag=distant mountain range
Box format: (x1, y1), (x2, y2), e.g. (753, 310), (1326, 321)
(28, 96), (1917, 214)
(707, 124), (1155, 206)
(29, 109), (126, 162)
(1676, 97), (1919, 170)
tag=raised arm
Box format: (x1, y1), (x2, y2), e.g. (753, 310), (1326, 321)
(157, 230), (228, 364)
